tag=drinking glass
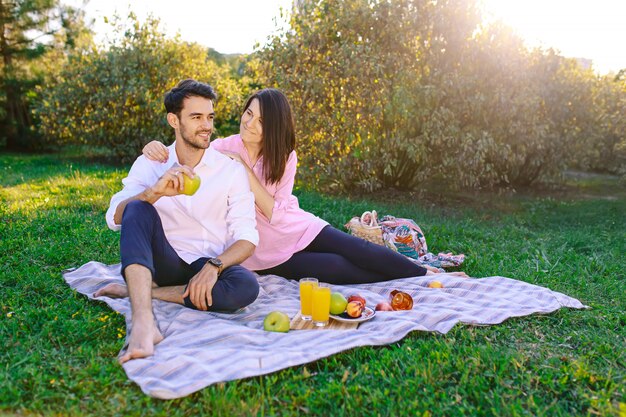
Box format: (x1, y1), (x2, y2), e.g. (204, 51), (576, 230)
(299, 278), (318, 320)
(311, 283), (331, 327)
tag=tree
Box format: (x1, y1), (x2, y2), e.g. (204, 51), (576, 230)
(0, 0), (90, 149)
(259, 0), (623, 191)
(36, 13), (254, 161)
(259, 0), (486, 191)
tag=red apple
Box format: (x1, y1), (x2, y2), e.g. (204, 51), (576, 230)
(347, 294), (366, 308)
(346, 301), (364, 318)
(375, 302), (394, 311)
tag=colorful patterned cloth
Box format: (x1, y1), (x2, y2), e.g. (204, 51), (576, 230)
(415, 252), (466, 269)
(380, 215), (428, 259)
(378, 214), (465, 271)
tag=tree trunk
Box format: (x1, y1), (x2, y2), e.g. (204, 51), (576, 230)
(0, 0), (26, 149)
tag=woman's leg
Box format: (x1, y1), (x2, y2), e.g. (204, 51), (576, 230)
(258, 251), (389, 284)
(258, 226), (427, 284)
(306, 226), (427, 278)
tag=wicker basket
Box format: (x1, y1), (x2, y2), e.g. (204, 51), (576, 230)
(344, 210), (384, 245)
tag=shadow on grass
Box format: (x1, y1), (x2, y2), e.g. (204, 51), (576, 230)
(331, 170), (625, 217)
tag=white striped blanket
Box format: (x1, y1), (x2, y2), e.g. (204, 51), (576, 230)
(63, 261), (587, 399)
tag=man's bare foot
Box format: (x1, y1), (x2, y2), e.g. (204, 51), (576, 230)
(119, 315), (164, 364)
(94, 283), (129, 298)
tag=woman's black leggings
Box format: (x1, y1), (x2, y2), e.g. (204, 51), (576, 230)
(256, 225), (427, 284)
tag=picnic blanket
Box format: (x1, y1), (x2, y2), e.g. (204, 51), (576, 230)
(63, 261), (587, 399)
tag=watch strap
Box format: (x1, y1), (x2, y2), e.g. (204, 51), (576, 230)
(207, 257), (223, 275)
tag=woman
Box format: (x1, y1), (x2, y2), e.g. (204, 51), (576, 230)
(143, 88), (466, 284)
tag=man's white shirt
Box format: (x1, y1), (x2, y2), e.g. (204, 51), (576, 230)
(106, 143), (259, 264)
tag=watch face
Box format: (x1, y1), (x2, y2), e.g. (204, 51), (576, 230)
(210, 258), (222, 267)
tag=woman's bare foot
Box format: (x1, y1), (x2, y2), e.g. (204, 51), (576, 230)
(94, 283), (129, 298)
(119, 315), (164, 364)
(424, 265), (443, 273)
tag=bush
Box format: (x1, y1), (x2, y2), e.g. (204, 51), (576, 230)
(35, 14), (252, 161)
(258, 0), (625, 191)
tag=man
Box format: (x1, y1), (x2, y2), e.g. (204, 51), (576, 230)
(95, 79), (259, 363)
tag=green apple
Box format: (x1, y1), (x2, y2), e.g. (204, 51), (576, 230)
(263, 311), (290, 333)
(182, 173), (201, 196)
(329, 292), (348, 315)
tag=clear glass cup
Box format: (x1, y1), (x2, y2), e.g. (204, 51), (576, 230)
(299, 278), (318, 320)
(311, 283), (331, 327)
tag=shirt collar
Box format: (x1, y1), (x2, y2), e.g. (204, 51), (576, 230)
(167, 142), (213, 169)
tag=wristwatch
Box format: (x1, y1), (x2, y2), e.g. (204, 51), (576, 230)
(206, 257), (223, 275)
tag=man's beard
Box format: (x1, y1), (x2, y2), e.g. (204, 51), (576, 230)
(180, 123), (211, 150)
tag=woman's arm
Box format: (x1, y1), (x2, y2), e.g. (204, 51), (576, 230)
(143, 141), (170, 163)
(221, 151), (277, 221)
(222, 151), (299, 224)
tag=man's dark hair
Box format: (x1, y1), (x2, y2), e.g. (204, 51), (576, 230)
(164, 79), (217, 117)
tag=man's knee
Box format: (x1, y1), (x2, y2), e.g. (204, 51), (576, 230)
(122, 200), (158, 223)
(218, 267), (259, 312)
(234, 271), (260, 308)
(182, 268), (259, 312)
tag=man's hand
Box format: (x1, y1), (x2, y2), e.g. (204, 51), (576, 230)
(150, 165), (196, 198)
(113, 163), (197, 225)
(181, 241), (255, 310)
(183, 263), (219, 311)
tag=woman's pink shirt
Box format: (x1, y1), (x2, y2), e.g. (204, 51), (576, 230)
(210, 135), (328, 270)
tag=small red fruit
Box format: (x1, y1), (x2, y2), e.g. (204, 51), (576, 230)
(375, 302), (394, 311)
(347, 294), (366, 308)
(346, 301), (364, 318)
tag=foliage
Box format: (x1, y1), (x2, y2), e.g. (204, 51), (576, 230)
(34, 13), (255, 161)
(258, 0), (626, 191)
(1, 152), (625, 416)
(586, 73), (626, 176)
(0, 0), (91, 149)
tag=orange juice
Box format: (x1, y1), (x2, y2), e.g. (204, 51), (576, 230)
(311, 285), (331, 326)
(299, 278), (318, 320)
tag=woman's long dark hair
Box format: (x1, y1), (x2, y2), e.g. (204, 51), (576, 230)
(242, 89), (295, 185)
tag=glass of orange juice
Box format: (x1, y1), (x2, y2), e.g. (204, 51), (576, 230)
(299, 278), (318, 320)
(311, 283), (331, 327)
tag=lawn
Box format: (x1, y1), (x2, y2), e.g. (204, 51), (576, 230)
(1, 152), (624, 416)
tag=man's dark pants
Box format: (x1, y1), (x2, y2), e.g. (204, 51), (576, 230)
(120, 200), (259, 311)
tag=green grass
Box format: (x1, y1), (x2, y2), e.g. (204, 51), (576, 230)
(1, 152), (624, 416)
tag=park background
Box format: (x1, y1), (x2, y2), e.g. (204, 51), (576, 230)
(1, 0), (625, 191)
(1, 0), (625, 416)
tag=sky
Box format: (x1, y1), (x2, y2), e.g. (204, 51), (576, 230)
(482, 0), (625, 74)
(72, 0), (625, 74)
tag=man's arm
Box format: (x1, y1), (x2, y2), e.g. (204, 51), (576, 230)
(183, 240), (255, 311)
(182, 161), (259, 311)
(215, 240), (256, 270)
(110, 165), (196, 226)
(224, 163), (260, 246)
